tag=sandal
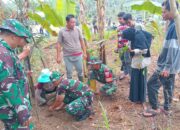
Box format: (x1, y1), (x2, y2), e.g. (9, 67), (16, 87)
(119, 74), (125, 80)
(142, 108), (161, 117)
(160, 108), (172, 116)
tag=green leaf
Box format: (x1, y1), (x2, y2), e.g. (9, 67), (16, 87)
(28, 0), (77, 35)
(28, 12), (57, 36)
(104, 30), (116, 40)
(36, 3), (64, 27)
(99, 101), (110, 130)
(131, 0), (162, 15)
(56, 0), (76, 25)
(82, 24), (92, 41)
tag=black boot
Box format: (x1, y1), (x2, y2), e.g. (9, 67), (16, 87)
(75, 109), (91, 121)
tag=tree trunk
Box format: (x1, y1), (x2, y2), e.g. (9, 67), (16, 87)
(79, 0), (88, 78)
(0, 0), (5, 24)
(24, 0), (35, 97)
(96, 0), (106, 64)
(16, 0), (35, 97)
(79, 0), (86, 24)
(169, 0), (180, 42)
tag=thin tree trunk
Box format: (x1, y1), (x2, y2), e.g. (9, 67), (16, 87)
(0, 0), (5, 23)
(16, 0), (35, 97)
(96, 0), (106, 64)
(170, 0), (180, 42)
(79, 0), (88, 78)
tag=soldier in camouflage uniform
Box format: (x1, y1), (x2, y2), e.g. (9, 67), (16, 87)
(35, 69), (57, 106)
(49, 71), (94, 121)
(88, 57), (117, 96)
(0, 19), (33, 130)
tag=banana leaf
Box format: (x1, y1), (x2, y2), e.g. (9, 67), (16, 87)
(36, 2), (64, 27)
(130, 0), (162, 15)
(82, 23), (92, 41)
(28, 12), (57, 36)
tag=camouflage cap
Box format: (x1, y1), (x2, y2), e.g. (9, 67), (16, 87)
(88, 56), (102, 65)
(50, 71), (63, 82)
(0, 19), (32, 43)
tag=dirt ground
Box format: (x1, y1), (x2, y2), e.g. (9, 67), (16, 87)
(1, 41), (180, 130)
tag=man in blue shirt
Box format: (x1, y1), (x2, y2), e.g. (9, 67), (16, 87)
(143, 0), (180, 117)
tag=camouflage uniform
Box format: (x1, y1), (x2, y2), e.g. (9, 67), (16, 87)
(56, 79), (93, 121)
(0, 19), (33, 130)
(89, 63), (117, 96)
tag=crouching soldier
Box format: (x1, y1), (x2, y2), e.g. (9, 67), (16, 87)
(35, 69), (57, 106)
(49, 71), (94, 121)
(88, 57), (117, 96)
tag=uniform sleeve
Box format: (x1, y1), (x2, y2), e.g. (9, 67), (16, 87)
(57, 85), (66, 95)
(0, 53), (30, 125)
(57, 79), (70, 95)
(57, 29), (63, 44)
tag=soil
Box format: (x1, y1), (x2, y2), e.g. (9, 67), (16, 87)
(1, 41), (180, 130)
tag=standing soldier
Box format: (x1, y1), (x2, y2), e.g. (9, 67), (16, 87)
(49, 71), (94, 121)
(0, 19), (33, 130)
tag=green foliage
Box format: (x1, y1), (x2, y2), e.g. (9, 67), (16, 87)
(145, 20), (164, 54)
(56, 0), (76, 24)
(28, 0), (76, 36)
(131, 0), (162, 15)
(99, 101), (110, 130)
(119, 46), (129, 58)
(82, 23), (92, 41)
(36, 2), (64, 26)
(28, 12), (55, 35)
(104, 30), (117, 40)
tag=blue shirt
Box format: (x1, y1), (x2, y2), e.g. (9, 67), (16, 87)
(157, 20), (180, 74)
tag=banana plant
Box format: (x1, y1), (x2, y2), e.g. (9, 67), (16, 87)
(145, 20), (164, 54)
(28, 0), (76, 36)
(130, 0), (162, 15)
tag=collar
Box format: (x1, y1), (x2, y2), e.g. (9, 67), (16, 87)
(0, 39), (14, 52)
(65, 26), (74, 31)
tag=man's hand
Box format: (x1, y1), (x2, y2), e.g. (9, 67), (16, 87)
(26, 70), (33, 77)
(161, 70), (169, 78)
(22, 46), (31, 57)
(57, 55), (62, 64)
(18, 46), (31, 60)
(83, 53), (87, 60)
(114, 48), (118, 53)
(23, 117), (32, 127)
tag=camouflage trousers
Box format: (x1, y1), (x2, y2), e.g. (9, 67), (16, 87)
(65, 96), (93, 120)
(0, 107), (33, 130)
(100, 83), (117, 96)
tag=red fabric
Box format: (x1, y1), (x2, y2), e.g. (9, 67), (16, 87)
(35, 83), (44, 89)
(117, 25), (129, 48)
(71, 52), (83, 56)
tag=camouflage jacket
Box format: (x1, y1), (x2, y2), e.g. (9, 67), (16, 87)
(91, 64), (113, 84)
(0, 39), (31, 124)
(57, 79), (93, 101)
